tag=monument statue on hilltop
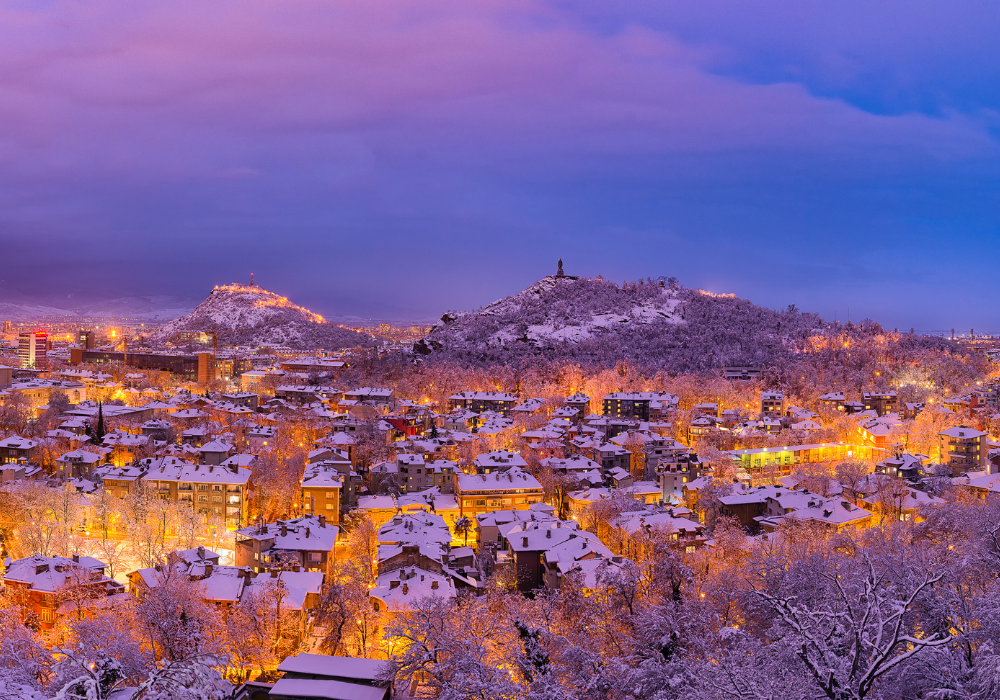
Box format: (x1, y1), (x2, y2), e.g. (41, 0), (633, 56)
(557, 259), (564, 277)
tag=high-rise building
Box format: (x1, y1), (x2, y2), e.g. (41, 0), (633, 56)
(18, 331), (47, 369)
(77, 330), (95, 349)
(1, 320), (11, 335)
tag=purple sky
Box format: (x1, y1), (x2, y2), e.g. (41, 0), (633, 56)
(1, 0), (999, 328)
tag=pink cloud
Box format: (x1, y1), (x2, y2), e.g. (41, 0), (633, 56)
(0, 0), (990, 190)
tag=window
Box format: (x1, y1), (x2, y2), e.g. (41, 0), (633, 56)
(199, 495), (208, 503)
(309, 552), (322, 561)
(325, 492), (337, 499)
(325, 504), (334, 511)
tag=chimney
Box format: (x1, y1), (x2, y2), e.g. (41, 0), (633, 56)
(197, 545), (205, 559)
(319, 515), (327, 528)
(293, 564), (301, 572)
(205, 562), (213, 577)
(270, 567), (278, 579)
(72, 553), (80, 563)
(305, 527), (311, 538)
(546, 529), (551, 539)
(280, 523), (287, 537)
(242, 568), (252, 584)
(431, 580), (439, 589)
(402, 583), (409, 595)
(522, 536), (528, 547)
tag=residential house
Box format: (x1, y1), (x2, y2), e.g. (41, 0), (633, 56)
(55, 449), (105, 479)
(1, 554), (126, 630)
(235, 515), (339, 574)
(453, 468), (544, 518)
(0, 436), (38, 465)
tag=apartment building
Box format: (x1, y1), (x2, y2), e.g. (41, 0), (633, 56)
(760, 391), (784, 417)
(818, 392), (846, 410)
(396, 454), (458, 491)
(938, 425), (987, 475)
(454, 468), (544, 518)
(564, 393), (592, 416)
(138, 456), (250, 529)
(299, 463), (342, 525)
(447, 391), (518, 416)
(602, 392), (677, 421)
(863, 391), (898, 417)
(18, 331), (47, 370)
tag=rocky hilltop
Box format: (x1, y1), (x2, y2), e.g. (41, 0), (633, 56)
(416, 273), (824, 372)
(157, 284), (374, 350)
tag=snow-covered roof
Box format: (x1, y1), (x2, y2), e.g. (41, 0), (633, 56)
(358, 495), (397, 511)
(142, 461), (250, 485)
(456, 468), (542, 494)
(371, 566), (456, 611)
(3, 554), (111, 593)
(198, 440), (232, 453)
(237, 515), (338, 552)
(449, 391), (516, 401)
(603, 391), (676, 401)
(0, 436), (38, 450)
(277, 653), (387, 682)
(56, 449), (103, 464)
(378, 512), (451, 547)
(473, 451), (528, 470)
(939, 426), (987, 439)
(245, 570), (324, 611)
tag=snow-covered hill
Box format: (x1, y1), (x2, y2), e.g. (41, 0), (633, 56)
(416, 275), (824, 372)
(156, 284), (375, 350)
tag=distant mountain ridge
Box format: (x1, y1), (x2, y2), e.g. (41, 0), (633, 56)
(416, 274), (824, 372)
(0, 295), (198, 321)
(155, 284), (375, 350)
